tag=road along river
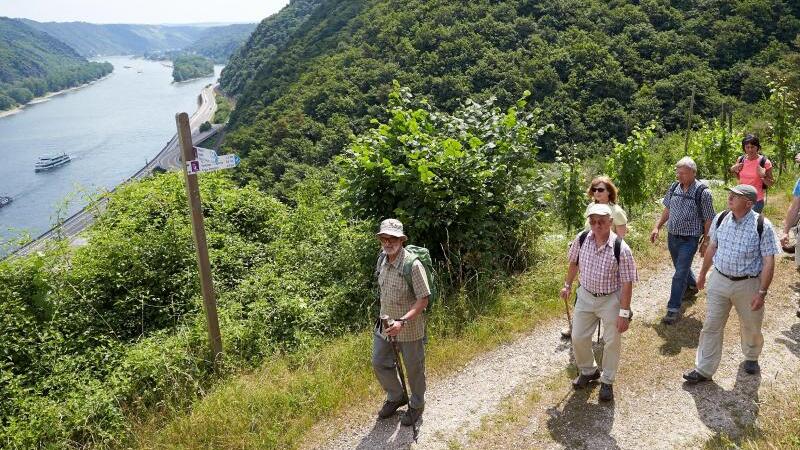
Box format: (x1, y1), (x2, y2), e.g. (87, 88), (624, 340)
(0, 56), (222, 255)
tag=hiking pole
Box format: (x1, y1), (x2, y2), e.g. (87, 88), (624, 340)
(380, 315), (409, 403)
(560, 291), (573, 339)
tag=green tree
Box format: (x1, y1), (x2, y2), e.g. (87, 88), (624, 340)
(769, 75), (799, 175)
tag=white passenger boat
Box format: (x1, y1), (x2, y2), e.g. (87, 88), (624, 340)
(35, 153), (71, 172)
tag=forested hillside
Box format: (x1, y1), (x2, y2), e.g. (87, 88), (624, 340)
(184, 23), (258, 63)
(219, 0), (321, 98)
(0, 17), (113, 111)
(219, 0), (800, 193)
(20, 20), (208, 57)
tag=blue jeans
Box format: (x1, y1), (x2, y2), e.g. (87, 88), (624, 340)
(667, 233), (700, 312)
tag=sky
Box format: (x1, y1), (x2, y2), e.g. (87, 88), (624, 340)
(0, 0), (290, 25)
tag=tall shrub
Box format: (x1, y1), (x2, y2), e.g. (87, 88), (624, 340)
(605, 123), (654, 215)
(340, 82), (552, 279)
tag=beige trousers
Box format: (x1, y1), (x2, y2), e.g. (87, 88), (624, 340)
(572, 286), (622, 385)
(695, 269), (764, 377)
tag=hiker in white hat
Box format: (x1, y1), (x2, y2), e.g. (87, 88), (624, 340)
(372, 218), (431, 427)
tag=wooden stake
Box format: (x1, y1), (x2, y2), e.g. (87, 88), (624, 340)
(176, 112), (223, 363)
(683, 87), (695, 154)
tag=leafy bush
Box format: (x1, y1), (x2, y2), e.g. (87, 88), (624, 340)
(340, 82), (551, 279)
(0, 172), (375, 447)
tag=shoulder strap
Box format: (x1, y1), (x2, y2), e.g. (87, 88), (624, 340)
(756, 213), (764, 239)
(694, 183), (707, 218)
(759, 155), (767, 168)
(716, 210), (731, 229)
(738, 155), (745, 164)
(401, 251), (419, 294)
(666, 181), (678, 203)
(613, 237), (621, 265)
(375, 252), (386, 277)
(575, 230), (590, 265)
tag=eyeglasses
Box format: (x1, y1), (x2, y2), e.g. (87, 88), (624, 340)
(591, 187), (606, 193)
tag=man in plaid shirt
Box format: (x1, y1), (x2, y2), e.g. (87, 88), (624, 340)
(372, 219), (431, 426)
(684, 185), (779, 383)
(560, 203), (639, 402)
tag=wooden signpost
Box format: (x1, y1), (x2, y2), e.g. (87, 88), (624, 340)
(175, 112), (239, 364)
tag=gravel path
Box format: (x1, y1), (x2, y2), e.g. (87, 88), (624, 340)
(316, 255), (692, 449)
(316, 252), (800, 449)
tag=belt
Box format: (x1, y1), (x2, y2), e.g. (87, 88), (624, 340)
(715, 267), (759, 281)
(585, 288), (616, 297)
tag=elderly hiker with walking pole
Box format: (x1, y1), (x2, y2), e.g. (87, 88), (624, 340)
(561, 176), (629, 338)
(560, 203), (638, 402)
(650, 156), (715, 325)
(373, 219), (431, 427)
(683, 185), (780, 383)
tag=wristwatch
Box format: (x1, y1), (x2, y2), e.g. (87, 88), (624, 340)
(618, 309), (632, 319)
(758, 289), (768, 296)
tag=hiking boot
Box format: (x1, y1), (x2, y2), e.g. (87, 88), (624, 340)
(560, 326), (572, 339)
(684, 285), (699, 299)
(661, 311), (681, 325)
(400, 406), (423, 426)
(572, 369), (601, 389)
(682, 369), (711, 384)
(598, 382), (614, 402)
(377, 397), (408, 419)
(744, 360), (761, 375)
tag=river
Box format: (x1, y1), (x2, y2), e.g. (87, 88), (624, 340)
(0, 56), (222, 251)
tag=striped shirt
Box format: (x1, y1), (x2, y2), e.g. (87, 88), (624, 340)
(378, 248), (431, 342)
(568, 231), (638, 294)
(662, 180), (715, 237)
(710, 210), (780, 277)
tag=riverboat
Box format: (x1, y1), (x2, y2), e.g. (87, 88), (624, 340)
(0, 196), (11, 208)
(35, 153), (71, 172)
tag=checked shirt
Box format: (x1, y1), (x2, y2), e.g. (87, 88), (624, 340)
(378, 248), (431, 342)
(710, 210), (780, 277)
(568, 231), (638, 295)
(662, 180), (715, 237)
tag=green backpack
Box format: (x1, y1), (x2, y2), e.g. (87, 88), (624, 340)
(375, 245), (438, 307)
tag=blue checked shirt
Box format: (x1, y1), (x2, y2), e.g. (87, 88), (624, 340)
(710, 210), (780, 277)
(662, 180), (715, 237)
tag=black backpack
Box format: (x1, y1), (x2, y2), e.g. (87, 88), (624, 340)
(577, 229), (622, 265)
(666, 181), (708, 219)
(715, 210), (764, 239)
(737, 154), (769, 190)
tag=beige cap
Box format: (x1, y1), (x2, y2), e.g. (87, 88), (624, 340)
(585, 203), (612, 218)
(377, 218), (407, 238)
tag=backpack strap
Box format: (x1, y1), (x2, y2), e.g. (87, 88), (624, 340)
(694, 183), (708, 219)
(577, 230), (620, 265)
(756, 213), (764, 239)
(665, 181), (679, 204)
(375, 251), (386, 278)
(715, 209), (731, 229)
(715, 210), (763, 239)
(401, 251), (419, 295)
(759, 155), (767, 168)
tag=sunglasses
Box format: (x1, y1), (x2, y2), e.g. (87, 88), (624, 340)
(591, 187), (606, 193)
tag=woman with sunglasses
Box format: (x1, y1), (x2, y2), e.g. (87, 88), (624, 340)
(585, 176), (628, 238)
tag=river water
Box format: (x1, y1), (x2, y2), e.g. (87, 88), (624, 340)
(0, 56), (222, 250)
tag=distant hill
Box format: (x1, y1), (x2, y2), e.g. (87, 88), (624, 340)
(0, 17), (113, 110)
(20, 20), (208, 57)
(184, 23), (257, 63)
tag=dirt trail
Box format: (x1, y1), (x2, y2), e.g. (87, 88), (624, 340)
(311, 251), (800, 450)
